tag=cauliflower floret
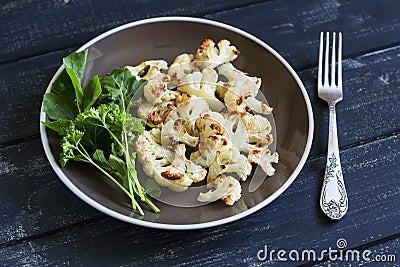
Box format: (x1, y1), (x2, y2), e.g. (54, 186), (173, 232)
(248, 148), (279, 176)
(126, 60), (168, 80)
(215, 81), (229, 99)
(153, 165), (193, 192)
(218, 63), (260, 95)
(220, 111), (253, 153)
(167, 96), (210, 127)
(152, 145), (192, 192)
(206, 149), (252, 182)
(240, 112), (273, 144)
(220, 111), (276, 176)
(185, 158), (208, 183)
(194, 112), (225, 139)
(168, 53), (195, 89)
(190, 135), (233, 168)
(195, 39), (240, 68)
(154, 144), (207, 192)
(134, 130), (172, 177)
(177, 67), (225, 111)
(197, 174), (241, 205)
(191, 135), (252, 182)
(174, 144), (207, 183)
(137, 99), (176, 127)
(144, 72), (180, 105)
(161, 118), (199, 149)
(218, 63), (272, 115)
(220, 152), (252, 181)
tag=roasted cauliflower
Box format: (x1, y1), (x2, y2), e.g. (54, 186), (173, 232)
(161, 118), (199, 149)
(195, 39), (240, 68)
(177, 67), (224, 111)
(197, 174), (242, 205)
(134, 38), (278, 207)
(168, 53), (195, 89)
(218, 63), (273, 115)
(126, 60), (168, 80)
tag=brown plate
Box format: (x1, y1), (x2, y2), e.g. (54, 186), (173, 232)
(40, 17), (313, 230)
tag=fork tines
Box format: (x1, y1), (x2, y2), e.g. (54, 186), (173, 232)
(318, 32), (342, 89)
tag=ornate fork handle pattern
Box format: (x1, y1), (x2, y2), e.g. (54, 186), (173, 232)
(320, 103), (348, 220)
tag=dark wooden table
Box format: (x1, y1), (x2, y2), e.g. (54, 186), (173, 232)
(1, 0), (399, 266)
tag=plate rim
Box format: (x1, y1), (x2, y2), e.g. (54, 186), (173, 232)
(39, 16), (314, 230)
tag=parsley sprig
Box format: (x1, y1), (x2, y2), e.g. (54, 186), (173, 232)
(42, 50), (159, 214)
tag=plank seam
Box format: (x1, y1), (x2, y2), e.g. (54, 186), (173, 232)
(0, 134), (40, 149)
(0, 0), (273, 65)
(307, 130), (400, 161)
(296, 42), (400, 73)
(0, 131), (398, 251)
(0, 215), (105, 251)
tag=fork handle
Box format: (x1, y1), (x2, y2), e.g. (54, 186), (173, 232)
(320, 102), (348, 220)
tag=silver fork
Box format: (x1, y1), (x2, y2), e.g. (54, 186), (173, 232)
(318, 32), (348, 220)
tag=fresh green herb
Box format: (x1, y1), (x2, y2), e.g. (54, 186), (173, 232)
(42, 50), (159, 215)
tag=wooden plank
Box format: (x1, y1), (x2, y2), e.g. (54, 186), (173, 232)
(0, 0), (267, 63)
(2, 0), (400, 68)
(206, 0), (400, 70)
(316, 237), (399, 266)
(0, 48), (75, 144)
(302, 46), (400, 155)
(0, 132), (399, 266)
(1, 42), (399, 158)
(0, 138), (101, 245)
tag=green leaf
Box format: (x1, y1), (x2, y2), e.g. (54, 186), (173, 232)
(63, 50), (88, 112)
(99, 68), (145, 109)
(42, 120), (72, 135)
(108, 153), (133, 194)
(60, 125), (85, 166)
(43, 92), (78, 120)
(93, 149), (109, 169)
(111, 143), (118, 156)
(109, 154), (127, 186)
(63, 50), (88, 80)
(80, 124), (106, 152)
(65, 66), (84, 112)
(83, 75), (102, 110)
(43, 69), (80, 120)
(51, 70), (75, 102)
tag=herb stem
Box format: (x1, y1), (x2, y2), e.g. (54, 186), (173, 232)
(77, 144), (144, 215)
(144, 196), (160, 213)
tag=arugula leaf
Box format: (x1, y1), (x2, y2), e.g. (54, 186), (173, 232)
(43, 50), (90, 119)
(43, 92), (78, 120)
(93, 149), (128, 187)
(83, 75), (102, 110)
(51, 70), (76, 102)
(43, 70), (79, 120)
(65, 67), (84, 112)
(63, 50), (88, 80)
(63, 50), (88, 112)
(41, 120), (72, 135)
